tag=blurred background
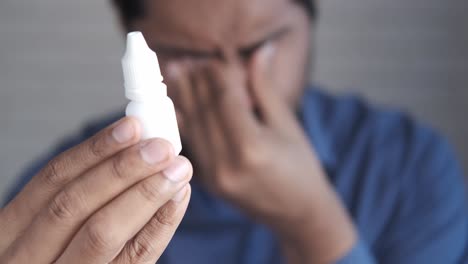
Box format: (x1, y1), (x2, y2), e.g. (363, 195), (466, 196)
(1, 0), (467, 198)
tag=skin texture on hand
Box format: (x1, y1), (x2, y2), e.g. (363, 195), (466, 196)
(165, 43), (357, 263)
(0, 117), (193, 263)
(0, 0), (357, 262)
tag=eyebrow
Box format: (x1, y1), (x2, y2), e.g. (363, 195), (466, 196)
(150, 26), (291, 59)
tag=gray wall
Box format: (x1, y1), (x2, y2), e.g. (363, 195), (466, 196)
(1, 0), (467, 199)
(313, 0), (468, 173)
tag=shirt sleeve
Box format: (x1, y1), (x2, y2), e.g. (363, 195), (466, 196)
(3, 134), (85, 205)
(376, 132), (468, 263)
(3, 113), (122, 205)
(336, 132), (468, 264)
(335, 239), (377, 264)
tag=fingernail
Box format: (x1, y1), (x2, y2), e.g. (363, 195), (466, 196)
(172, 185), (188, 202)
(163, 158), (190, 182)
(112, 119), (135, 143)
(140, 140), (170, 165)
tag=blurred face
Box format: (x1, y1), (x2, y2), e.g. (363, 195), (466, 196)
(127, 0), (311, 109)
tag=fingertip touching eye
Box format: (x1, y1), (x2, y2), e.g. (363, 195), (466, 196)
(152, 26), (290, 64)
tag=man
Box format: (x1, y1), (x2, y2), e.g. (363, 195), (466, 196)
(1, 0), (467, 263)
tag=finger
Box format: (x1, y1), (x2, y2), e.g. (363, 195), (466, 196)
(3, 138), (175, 263)
(167, 62), (213, 176)
(0, 117), (141, 251)
(166, 62), (188, 134)
(166, 62), (195, 124)
(56, 157), (192, 264)
(164, 62), (181, 103)
(189, 67), (230, 183)
(183, 66), (213, 175)
(112, 185), (191, 264)
(249, 42), (299, 131)
(198, 67), (230, 158)
(205, 62), (260, 143)
(166, 62), (203, 145)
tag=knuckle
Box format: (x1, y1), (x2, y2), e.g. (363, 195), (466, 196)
(42, 158), (65, 188)
(47, 188), (79, 221)
(212, 168), (235, 194)
(110, 154), (128, 180)
(154, 205), (176, 227)
(126, 235), (155, 262)
(85, 218), (120, 255)
(88, 135), (107, 159)
(138, 178), (164, 204)
(239, 144), (265, 168)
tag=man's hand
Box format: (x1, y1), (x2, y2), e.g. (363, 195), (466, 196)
(167, 44), (356, 263)
(0, 117), (192, 263)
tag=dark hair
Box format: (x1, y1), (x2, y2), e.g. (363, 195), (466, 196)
(113, 0), (316, 26)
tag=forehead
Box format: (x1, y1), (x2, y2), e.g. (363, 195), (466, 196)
(134, 0), (295, 48)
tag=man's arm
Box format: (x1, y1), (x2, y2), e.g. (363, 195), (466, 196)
(374, 135), (468, 263)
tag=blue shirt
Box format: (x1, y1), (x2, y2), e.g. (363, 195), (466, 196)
(6, 88), (468, 263)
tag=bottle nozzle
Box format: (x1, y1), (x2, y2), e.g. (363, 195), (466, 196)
(122, 31), (166, 101)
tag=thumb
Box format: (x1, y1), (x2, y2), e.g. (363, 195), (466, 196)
(251, 41), (275, 94)
(250, 42), (293, 128)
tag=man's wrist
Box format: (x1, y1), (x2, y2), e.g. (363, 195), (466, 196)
(279, 179), (357, 263)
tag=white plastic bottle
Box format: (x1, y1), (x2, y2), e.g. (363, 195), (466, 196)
(122, 31), (182, 155)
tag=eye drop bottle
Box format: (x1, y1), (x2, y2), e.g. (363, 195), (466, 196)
(122, 31), (182, 155)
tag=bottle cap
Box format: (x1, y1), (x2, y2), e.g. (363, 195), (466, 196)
(122, 31), (167, 101)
